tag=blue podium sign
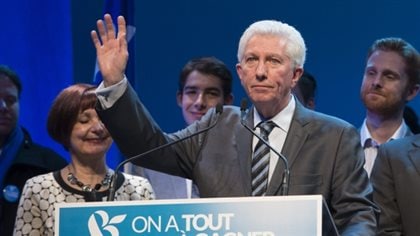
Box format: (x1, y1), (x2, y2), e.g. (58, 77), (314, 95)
(56, 195), (330, 236)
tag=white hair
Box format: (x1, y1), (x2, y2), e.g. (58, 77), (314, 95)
(237, 20), (306, 68)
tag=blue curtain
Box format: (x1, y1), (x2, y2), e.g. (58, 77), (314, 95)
(0, 0), (73, 160)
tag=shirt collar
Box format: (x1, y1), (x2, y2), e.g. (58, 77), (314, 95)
(253, 95), (296, 133)
(360, 119), (372, 146)
(360, 118), (410, 147)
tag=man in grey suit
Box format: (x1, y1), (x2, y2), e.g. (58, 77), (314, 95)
(91, 14), (378, 235)
(371, 135), (420, 236)
(124, 57), (234, 199)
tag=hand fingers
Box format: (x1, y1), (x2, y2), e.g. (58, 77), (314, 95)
(91, 14), (126, 49)
(104, 14), (116, 40)
(90, 30), (101, 49)
(117, 16), (127, 52)
(117, 16), (127, 37)
(96, 18), (107, 44)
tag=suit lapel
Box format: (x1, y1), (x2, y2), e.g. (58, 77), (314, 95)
(408, 136), (420, 176)
(267, 103), (310, 195)
(236, 108), (254, 195)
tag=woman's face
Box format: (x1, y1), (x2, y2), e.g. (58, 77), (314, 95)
(68, 108), (112, 159)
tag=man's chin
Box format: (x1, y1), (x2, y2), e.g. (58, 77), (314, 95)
(0, 126), (14, 136)
(249, 96), (274, 105)
(366, 103), (400, 116)
(188, 112), (205, 120)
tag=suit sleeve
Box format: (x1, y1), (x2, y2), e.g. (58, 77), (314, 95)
(371, 146), (403, 235)
(96, 83), (209, 179)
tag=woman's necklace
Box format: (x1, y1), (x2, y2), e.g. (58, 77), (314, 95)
(67, 166), (112, 192)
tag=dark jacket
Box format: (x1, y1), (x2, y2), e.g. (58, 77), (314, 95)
(0, 128), (67, 236)
(371, 135), (420, 236)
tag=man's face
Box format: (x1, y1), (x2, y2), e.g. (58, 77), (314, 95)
(0, 77), (19, 140)
(177, 70), (232, 125)
(360, 50), (418, 116)
(236, 34), (302, 118)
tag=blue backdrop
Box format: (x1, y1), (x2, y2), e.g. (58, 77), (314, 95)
(0, 0), (73, 160)
(2, 0), (420, 167)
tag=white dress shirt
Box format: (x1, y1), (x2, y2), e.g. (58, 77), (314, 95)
(253, 95), (295, 183)
(360, 119), (411, 176)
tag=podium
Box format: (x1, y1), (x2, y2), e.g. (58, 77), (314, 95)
(55, 195), (338, 235)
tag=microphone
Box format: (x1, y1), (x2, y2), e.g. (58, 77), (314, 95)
(107, 104), (224, 201)
(240, 98), (290, 196)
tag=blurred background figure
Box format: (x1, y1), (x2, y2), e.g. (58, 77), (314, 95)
(14, 84), (154, 235)
(292, 71), (317, 110)
(403, 105), (420, 134)
(0, 65), (67, 236)
(125, 57), (233, 199)
(359, 37), (420, 176)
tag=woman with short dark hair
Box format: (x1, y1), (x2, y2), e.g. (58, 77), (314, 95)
(13, 84), (155, 235)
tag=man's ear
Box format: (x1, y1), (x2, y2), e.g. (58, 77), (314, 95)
(292, 67), (304, 88)
(236, 63), (245, 86)
(406, 84), (420, 102)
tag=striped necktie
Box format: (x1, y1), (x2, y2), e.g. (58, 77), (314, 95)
(251, 121), (276, 196)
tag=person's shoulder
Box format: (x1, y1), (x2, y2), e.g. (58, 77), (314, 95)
(27, 141), (60, 156)
(373, 135), (420, 172)
(194, 105), (241, 128)
(207, 105), (240, 117)
(221, 105), (241, 113)
(20, 172), (56, 202)
(21, 142), (67, 167)
(25, 172), (55, 186)
(299, 107), (355, 130)
(218, 105), (241, 119)
(373, 136), (420, 177)
(19, 129), (68, 168)
(382, 134), (420, 151)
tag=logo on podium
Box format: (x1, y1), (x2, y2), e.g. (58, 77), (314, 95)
(87, 210), (126, 236)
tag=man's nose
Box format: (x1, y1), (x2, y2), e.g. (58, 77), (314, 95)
(194, 93), (207, 108)
(256, 62), (267, 80)
(0, 99), (7, 110)
(371, 75), (383, 89)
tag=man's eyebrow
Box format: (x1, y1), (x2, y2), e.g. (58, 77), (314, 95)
(183, 85), (198, 90)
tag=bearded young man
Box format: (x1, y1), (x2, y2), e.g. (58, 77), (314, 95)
(359, 37), (420, 176)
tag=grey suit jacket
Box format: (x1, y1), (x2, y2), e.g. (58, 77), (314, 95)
(125, 163), (198, 199)
(371, 135), (420, 236)
(97, 84), (378, 236)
